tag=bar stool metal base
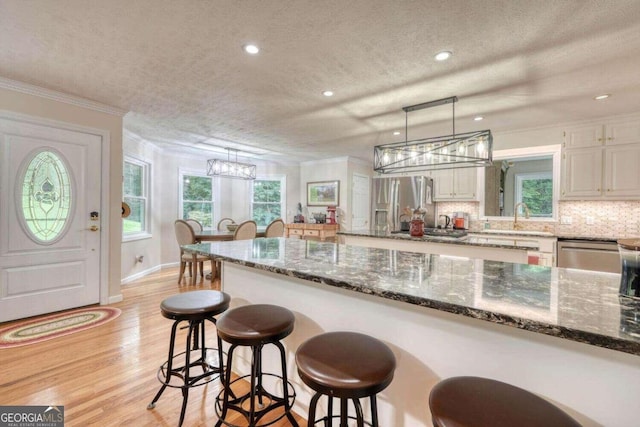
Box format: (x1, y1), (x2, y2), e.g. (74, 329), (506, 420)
(214, 342), (297, 427)
(148, 290), (230, 427)
(307, 393), (377, 427)
(150, 346), (221, 392)
(148, 318), (224, 426)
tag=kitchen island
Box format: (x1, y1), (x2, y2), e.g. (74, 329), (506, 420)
(185, 238), (640, 427)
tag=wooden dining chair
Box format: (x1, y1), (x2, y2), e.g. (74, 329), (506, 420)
(233, 220), (257, 240)
(174, 219), (213, 284)
(185, 219), (203, 232)
(265, 218), (285, 237)
(217, 217), (236, 231)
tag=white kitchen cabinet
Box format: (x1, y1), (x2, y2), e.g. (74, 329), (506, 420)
(561, 147), (603, 198)
(564, 120), (640, 148)
(606, 120), (640, 146)
(434, 169), (454, 199)
(433, 168), (478, 201)
(604, 144), (640, 197)
(562, 144), (640, 199)
(564, 124), (602, 149)
(561, 119), (640, 199)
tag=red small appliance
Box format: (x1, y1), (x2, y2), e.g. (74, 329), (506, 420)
(327, 206), (337, 224)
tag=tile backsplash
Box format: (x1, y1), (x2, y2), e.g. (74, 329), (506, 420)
(437, 200), (640, 239)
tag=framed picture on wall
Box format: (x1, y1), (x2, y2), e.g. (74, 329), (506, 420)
(307, 180), (340, 206)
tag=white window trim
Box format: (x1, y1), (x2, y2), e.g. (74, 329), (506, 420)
(250, 175), (286, 226)
(122, 155), (152, 242)
(479, 144), (560, 221)
(178, 168), (219, 230)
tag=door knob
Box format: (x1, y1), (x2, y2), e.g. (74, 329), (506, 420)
(89, 225), (99, 232)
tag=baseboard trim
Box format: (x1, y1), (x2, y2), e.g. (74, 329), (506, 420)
(107, 294), (124, 304)
(120, 262), (181, 285)
(121, 265), (163, 285)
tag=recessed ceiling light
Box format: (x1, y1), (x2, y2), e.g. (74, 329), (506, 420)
(322, 90), (334, 97)
(393, 131), (401, 136)
(243, 44), (260, 55)
(594, 94), (610, 100)
(474, 116), (484, 121)
(434, 51), (452, 61)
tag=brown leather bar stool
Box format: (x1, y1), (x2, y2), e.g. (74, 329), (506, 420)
(429, 376), (582, 427)
(295, 331), (396, 427)
(147, 290), (231, 427)
(214, 304), (298, 427)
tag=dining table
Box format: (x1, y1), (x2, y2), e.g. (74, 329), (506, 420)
(191, 227), (267, 283)
(194, 227), (267, 242)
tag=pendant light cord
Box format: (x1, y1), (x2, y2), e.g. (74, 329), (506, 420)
(452, 101), (455, 136)
(405, 111), (408, 144)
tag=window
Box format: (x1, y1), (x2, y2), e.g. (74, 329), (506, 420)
(180, 172), (215, 229)
(123, 157), (150, 238)
(251, 177), (286, 227)
(480, 145), (560, 220)
(515, 172), (553, 217)
(19, 149), (74, 244)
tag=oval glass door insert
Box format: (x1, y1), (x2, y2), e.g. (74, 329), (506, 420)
(18, 149), (74, 244)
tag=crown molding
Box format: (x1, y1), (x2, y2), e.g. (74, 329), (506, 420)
(0, 76), (128, 117)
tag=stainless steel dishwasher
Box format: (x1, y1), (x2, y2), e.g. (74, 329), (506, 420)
(557, 239), (620, 273)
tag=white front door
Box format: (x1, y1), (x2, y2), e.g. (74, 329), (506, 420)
(0, 115), (102, 322)
(351, 173), (370, 231)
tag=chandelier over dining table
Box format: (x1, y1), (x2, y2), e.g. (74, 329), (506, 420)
(207, 148), (257, 180)
(374, 96), (493, 173)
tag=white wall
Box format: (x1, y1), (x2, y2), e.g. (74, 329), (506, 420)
(121, 136), (164, 281)
(120, 144), (301, 281)
(300, 156), (373, 230)
(228, 161), (301, 224)
(122, 111), (640, 280)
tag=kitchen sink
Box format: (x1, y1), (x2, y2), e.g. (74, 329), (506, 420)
(479, 229), (554, 236)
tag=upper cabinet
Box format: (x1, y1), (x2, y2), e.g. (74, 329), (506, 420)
(433, 168), (478, 201)
(561, 119), (640, 199)
(564, 121), (640, 149)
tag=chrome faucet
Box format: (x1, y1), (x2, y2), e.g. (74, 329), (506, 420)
(513, 202), (530, 230)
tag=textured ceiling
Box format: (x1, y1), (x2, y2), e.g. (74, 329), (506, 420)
(2, 0), (640, 161)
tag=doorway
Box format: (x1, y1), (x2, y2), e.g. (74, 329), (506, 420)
(0, 113), (106, 322)
(351, 173), (370, 231)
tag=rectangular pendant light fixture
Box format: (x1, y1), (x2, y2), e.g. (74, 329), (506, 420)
(207, 148), (257, 180)
(373, 96), (493, 173)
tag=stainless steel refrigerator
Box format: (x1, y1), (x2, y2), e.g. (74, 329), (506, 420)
(371, 176), (436, 232)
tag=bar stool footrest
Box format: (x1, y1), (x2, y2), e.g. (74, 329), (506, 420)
(310, 415), (373, 426)
(214, 373), (296, 427)
(156, 347), (222, 389)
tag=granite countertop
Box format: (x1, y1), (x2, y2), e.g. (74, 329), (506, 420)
(184, 238), (640, 356)
(338, 229), (535, 250)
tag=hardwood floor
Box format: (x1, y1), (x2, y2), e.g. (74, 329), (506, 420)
(0, 268), (306, 427)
